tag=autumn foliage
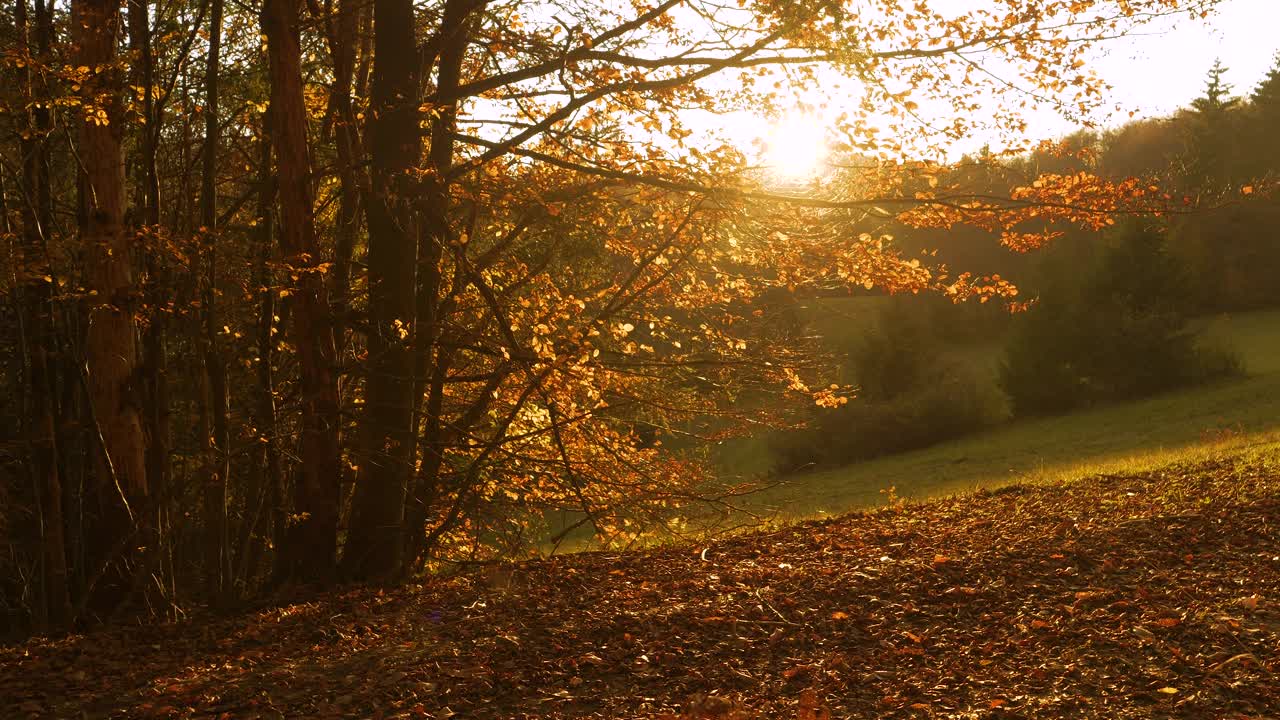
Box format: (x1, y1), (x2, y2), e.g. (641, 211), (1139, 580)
(0, 0), (1238, 630)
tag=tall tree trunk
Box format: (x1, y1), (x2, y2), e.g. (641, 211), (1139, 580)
(73, 0), (149, 613)
(128, 0), (159, 227)
(199, 0), (231, 600)
(245, 109), (284, 586)
(128, 0), (174, 619)
(326, 0), (362, 354)
(239, 112), (280, 589)
(342, 0), (430, 580)
(402, 0), (473, 574)
(262, 0), (342, 583)
(17, 0), (70, 629)
(128, 0), (169, 548)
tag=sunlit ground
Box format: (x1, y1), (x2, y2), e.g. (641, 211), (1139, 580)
(542, 306), (1280, 553)
(735, 306), (1280, 519)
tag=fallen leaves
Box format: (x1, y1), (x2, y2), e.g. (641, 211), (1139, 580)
(1237, 594), (1263, 611)
(3, 454), (1278, 718)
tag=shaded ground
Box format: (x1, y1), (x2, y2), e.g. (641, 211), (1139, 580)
(4, 451), (1279, 719)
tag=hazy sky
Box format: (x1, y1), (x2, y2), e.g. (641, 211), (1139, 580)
(732, 0), (1280, 174)
(971, 0), (1280, 158)
(1076, 0), (1278, 122)
(469, 1), (1280, 174)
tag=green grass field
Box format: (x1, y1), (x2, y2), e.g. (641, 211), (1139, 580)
(734, 306), (1280, 521)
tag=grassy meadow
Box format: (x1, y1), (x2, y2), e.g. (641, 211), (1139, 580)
(728, 304), (1280, 521)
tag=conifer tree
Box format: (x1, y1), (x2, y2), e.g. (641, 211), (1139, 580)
(1249, 52), (1280, 168)
(1184, 59), (1241, 188)
(1193, 59), (1237, 114)
(1251, 53), (1280, 108)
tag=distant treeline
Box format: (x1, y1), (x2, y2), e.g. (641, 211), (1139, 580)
(912, 56), (1280, 313)
(773, 57), (1280, 473)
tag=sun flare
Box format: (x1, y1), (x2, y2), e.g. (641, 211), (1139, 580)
(762, 114), (828, 181)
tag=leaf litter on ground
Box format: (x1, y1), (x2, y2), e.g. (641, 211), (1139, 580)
(3, 451), (1279, 719)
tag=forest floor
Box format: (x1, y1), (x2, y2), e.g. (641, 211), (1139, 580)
(5, 446), (1280, 719)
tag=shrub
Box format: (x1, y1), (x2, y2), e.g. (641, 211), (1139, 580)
(772, 299), (1004, 473)
(848, 300), (935, 401)
(999, 223), (1243, 415)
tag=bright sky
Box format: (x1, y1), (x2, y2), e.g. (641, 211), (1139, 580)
(724, 0), (1280, 179)
(463, 1), (1280, 181)
(1088, 0), (1278, 119)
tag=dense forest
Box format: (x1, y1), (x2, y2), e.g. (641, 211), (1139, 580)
(0, 0), (1270, 636)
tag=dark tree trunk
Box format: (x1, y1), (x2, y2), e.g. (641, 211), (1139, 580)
(239, 113), (280, 589)
(262, 0), (343, 584)
(199, 0), (232, 600)
(128, 0), (160, 227)
(17, 0), (70, 629)
(127, 0), (170, 596)
(326, 0), (362, 354)
(73, 0), (149, 615)
(402, 0), (473, 573)
(342, 0), (427, 580)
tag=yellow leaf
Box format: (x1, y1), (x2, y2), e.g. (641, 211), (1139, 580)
(1157, 687), (1178, 695)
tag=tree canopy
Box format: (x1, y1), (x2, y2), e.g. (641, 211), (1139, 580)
(0, 0), (1249, 629)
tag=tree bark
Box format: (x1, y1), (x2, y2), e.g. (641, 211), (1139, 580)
(127, 0), (173, 618)
(128, 0), (159, 227)
(240, 112), (280, 590)
(325, 0), (362, 354)
(17, 0), (70, 629)
(199, 0), (232, 600)
(262, 0), (343, 583)
(402, 0), (473, 574)
(73, 0), (149, 613)
(342, 0), (428, 580)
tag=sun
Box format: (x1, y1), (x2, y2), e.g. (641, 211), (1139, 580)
(762, 114), (828, 181)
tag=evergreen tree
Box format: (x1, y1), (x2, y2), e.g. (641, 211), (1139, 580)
(999, 224), (1230, 415)
(1192, 59), (1237, 114)
(1250, 52), (1280, 168)
(1252, 54), (1280, 105)
(1183, 59), (1242, 189)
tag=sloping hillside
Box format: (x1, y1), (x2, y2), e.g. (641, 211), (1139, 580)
(5, 448), (1279, 719)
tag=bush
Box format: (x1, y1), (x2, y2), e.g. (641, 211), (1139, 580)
(999, 224), (1243, 415)
(1167, 203), (1280, 311)
(772, 300), (1005, 473)
(848, 300), (935, 401)
(773, 364), (1003, 473)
